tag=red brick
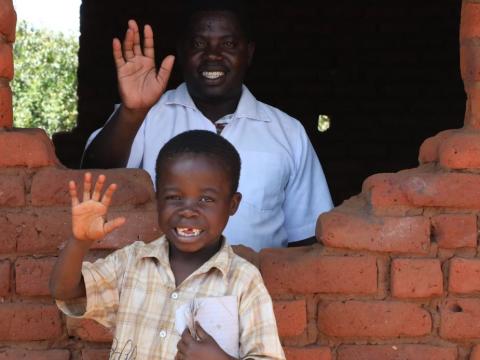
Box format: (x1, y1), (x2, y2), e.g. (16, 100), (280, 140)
(0, 41), (13, 80)
(261, 247), (377, 295)
(15, 210), (69, 253)
(31, 168), (155, 206)
(0, 215), (21, 253)
(0, 260), (10, 296)
(402, 172), (480, 208)
(284, 346), (332, 360)
(471, 345), (480, 360)
(318, 211), (430, 254)
(318, 301), (431, 338)
(418, 130), (454, 164)
(362, 173), (410, 212)
(391, 258), (443, 299)
(0, 349), (70, 360)
(232, 244), (259, 268)
(0, 174), (25, 207)
(438, 130), (480, 169)
(0, 86), (12, 127)
(440, 298), (480, 340)
(15, 257), (55, 296)
(461, 39), (480, 85)
(81, 349), (111, 360)
(432, 214), (477, 249)
(449, 258), (480, 294)
(91, 209), (161, 249)
(0, 0), (16, 42)
(461, 3), (480, 41)
(337, 345), (457, 360)
(0, 128), (59, 166)
(273, 300), (306, 338)
(0, 304), (62, 340)
(465, 85), (480, 129)
(67, 317), (113, 342)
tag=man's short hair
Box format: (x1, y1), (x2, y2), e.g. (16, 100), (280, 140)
(178, 0), (255, 41)
(155, 130), (241, 193)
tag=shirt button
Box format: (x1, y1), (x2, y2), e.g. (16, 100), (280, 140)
(160, 330), (167, 338)
(171, 292), (178, 299)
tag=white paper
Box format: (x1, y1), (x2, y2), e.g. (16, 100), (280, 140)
(175, 296), (239, 358)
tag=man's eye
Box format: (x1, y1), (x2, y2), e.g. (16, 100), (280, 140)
(223, 41), (235, 49)
(193, 39), (206, 49)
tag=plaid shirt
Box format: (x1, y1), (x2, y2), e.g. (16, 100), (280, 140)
(57, 236), (285, 360)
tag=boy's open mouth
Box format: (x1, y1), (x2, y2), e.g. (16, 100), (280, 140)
(175, 227), (203, 237)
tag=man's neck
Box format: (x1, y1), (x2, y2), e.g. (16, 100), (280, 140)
(192, 95), (241, 123)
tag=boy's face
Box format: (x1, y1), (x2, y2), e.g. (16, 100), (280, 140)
(180, 10), (255, 104)
(156, 154), (241, 253)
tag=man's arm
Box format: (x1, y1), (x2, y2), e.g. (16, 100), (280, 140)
(81, 19), (174, 169)
(49, 173), (125, 300)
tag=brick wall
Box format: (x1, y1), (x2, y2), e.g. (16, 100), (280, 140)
(53, 0), (465, 205)
(4, 0), (480, 359)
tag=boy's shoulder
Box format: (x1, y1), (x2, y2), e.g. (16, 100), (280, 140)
(224, 244), (263, 284)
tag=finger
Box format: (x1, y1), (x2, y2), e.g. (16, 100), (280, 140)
(131, 19), (142, 56)
(69, 180), (79, 207)
(157, 55), (175, 87)
(103, 216), (126, 234)
(194, 322), (210, 342)
(83, 172), (92, 202)
(92, 174), (106, 201)
(123, 22), (135, 60)
(143, 24), (155, 59)
(100, 183), (117, 208)
(112, 38), (126, 68)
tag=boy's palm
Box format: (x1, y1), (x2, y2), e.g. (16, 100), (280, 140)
(113, 20), (175, 111)
(70, 173), (125, 242)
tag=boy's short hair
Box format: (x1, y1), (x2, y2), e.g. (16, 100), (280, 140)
(155, 130), (241, 193)
(178, 0), (255, 41)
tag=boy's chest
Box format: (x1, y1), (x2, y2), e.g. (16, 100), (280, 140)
(110, 263), (231, 359)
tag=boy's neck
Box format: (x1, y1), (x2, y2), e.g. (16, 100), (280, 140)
(168, 239), (223, 287)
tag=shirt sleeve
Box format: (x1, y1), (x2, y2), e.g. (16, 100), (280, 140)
(81, 103), (145, 169)
(237, 268), (286, 360)
(56, 244), (135, 329)
(283, 124), (333, 243)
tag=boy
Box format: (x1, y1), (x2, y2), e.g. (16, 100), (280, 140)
(50, 130), (285, 360)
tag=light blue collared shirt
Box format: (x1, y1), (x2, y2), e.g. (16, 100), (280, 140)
(86, 83), (333, 250)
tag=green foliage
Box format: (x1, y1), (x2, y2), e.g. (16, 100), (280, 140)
(12, 21), (78, 136)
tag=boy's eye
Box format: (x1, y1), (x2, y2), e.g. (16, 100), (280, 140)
(165, 195), (181, 201)
(199, 196), (214, 203)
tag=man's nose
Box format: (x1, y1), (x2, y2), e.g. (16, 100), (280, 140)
(204, 43), (223, 60)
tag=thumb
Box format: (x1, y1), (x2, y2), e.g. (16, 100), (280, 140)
(195, 322), (211, 342)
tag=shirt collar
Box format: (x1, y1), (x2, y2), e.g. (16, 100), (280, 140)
(137, 234), (231, 278)
(165, 83), (270, 122)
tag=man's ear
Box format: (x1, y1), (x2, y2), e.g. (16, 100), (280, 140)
(229, 192), (242, 215)
(247, 42), (255, 66)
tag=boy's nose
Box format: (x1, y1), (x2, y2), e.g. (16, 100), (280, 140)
(178, 206), (198, 218)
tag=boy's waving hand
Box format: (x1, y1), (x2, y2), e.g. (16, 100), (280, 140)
(70, 172), (126, 242)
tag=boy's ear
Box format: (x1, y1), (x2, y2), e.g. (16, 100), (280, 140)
(229, 192), (242, 215)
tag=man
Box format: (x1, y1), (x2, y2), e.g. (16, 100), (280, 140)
(81, 0), (333, 251)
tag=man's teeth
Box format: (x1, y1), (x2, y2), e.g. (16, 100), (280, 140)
(176, 227), (202, 237)
(202, 71), (224, 80)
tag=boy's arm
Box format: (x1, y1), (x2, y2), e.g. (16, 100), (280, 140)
(81, 20), (174, 169)
(49, 172), (125, 300)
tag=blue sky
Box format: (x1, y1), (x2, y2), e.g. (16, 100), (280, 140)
(13, 0), (81, 35)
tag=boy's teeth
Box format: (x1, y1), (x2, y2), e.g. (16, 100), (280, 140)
(202, 71), (224, 79)
(176, 227), (202, 237)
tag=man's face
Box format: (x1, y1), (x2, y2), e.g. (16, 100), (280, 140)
(180, 10), (255, 104)
(156, 154), (241, 253)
